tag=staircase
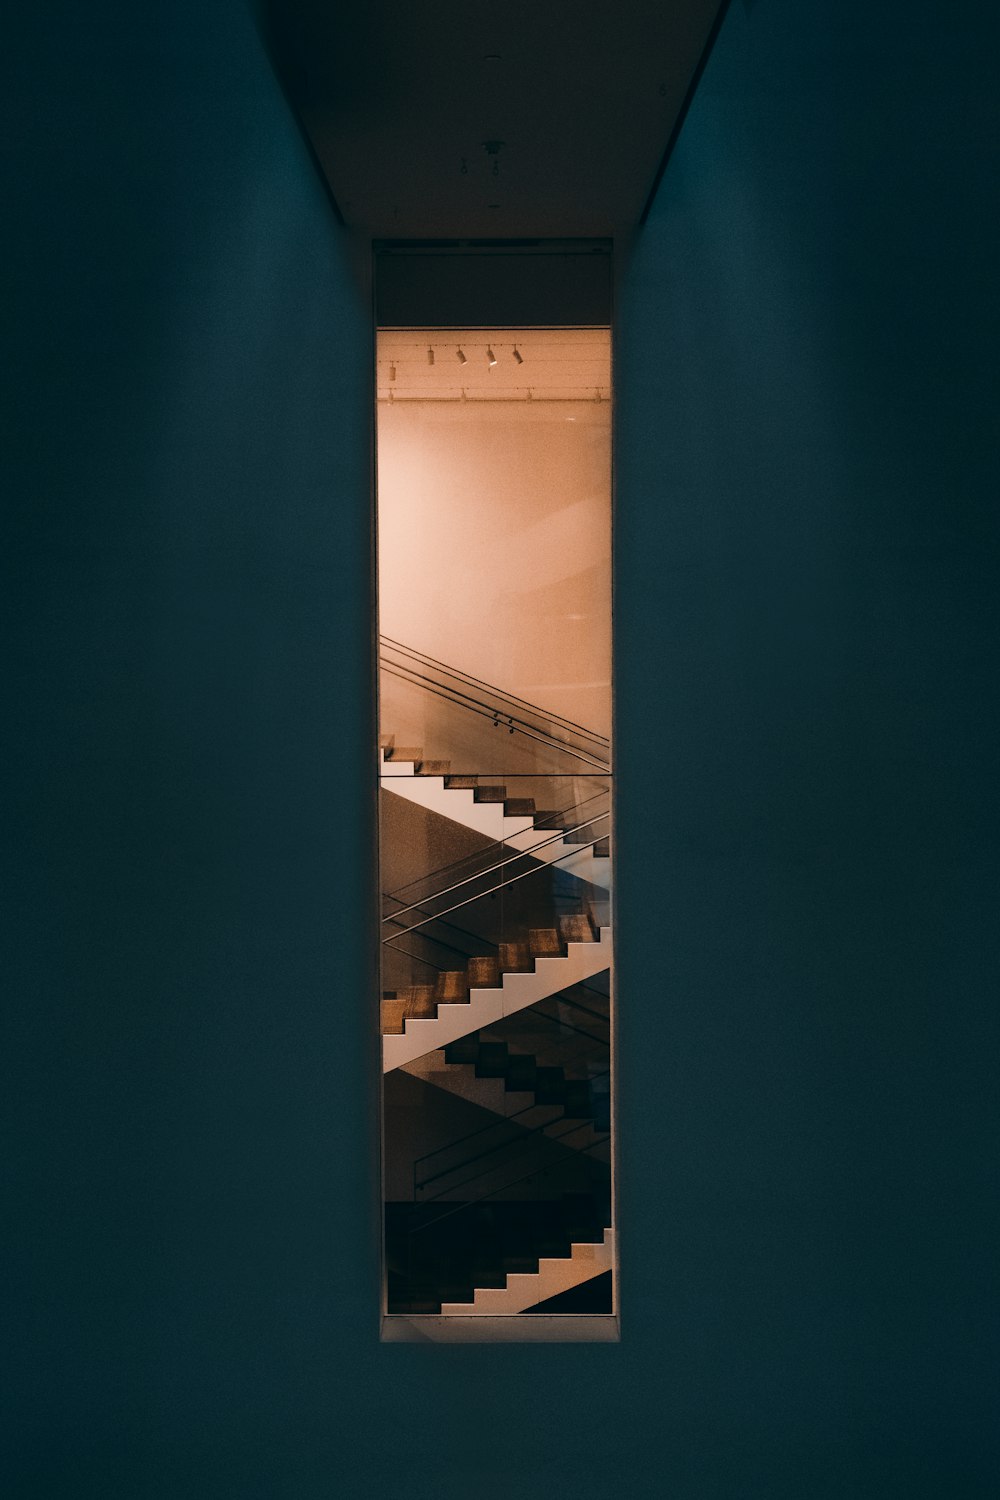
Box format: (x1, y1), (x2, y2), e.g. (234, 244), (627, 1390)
(380, 640), (615, 1317)
(380, 739), (610, 888)
(402, 1034), (610, 1146)
(440, 1228), (614, 1314)
(381, 914), (611, 1071)
(386, 1196), (612, 1315)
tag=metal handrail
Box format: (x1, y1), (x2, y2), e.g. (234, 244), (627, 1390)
(381, 787), (610, 909)
(381, 829), (609, 944)
(380, 810), (610, 930)
(380, 634), (610, 749)
(381, 661), (611, 771)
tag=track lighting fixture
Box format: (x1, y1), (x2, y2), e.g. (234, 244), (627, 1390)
(512, 346), (523, 364)
(427, 346), (435, 365)
(456, 347), (467, 364)
(487, 346), (497, 367)
(389, 362), (396, 382)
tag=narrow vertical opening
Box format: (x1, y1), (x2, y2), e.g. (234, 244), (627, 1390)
(375, 250), (616, 1342)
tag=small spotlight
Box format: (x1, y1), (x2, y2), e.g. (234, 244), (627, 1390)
(427, 346), (435, 365)
(512, 346), (523, 365)
(456, 347), (467, 364)
(389, 363), (396, 382)
(487, 346), (497, 367)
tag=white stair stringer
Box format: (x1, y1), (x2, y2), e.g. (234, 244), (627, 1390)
(440, 1228), (615, 1315)
(380, 750), (609, 888)
(382, 927), (612, 1073)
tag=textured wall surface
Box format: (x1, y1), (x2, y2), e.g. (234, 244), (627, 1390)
(4, 1), (998, 1496)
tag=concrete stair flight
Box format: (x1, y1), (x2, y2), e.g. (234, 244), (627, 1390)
(440, 1228), (615, 1315)
(379, 740), (610, 888)
(386, 1194), (612, 1314)
(401, 1049), (538, 1119)
(401, 1035), (610, 1159)
(382, 917), (612, 1072)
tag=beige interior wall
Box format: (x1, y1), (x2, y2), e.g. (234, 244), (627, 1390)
(377, 393), (611, 738)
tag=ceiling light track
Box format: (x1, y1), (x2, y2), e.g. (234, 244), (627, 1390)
(381, 343), (530, 369)
(375, 392), (610, 405)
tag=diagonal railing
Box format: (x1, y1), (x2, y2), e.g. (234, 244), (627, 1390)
(380, 635), (611, 771)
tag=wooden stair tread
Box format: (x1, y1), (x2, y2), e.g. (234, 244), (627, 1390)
(473, 785), (507, 803)
(387, 745), (422, 763)
(503, 797), (535, 817)
(416, 759), (450, 776)
(467, 956), (500, 989)
(559, 913), (595, 945)
(499, 941), (533, 973)
(532, 811), (564, 829)
(433, 971), (470, 1004)
(529, 928), (562, 958)
(404, 985), (437, 1019)
(378, 734), (394, 751)
(444, 775), (478, 789)
(380, 997), (408, 1035)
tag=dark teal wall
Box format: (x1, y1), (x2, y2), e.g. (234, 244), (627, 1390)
(5, 3), (375, 1494)
(615, 1), (999, 1493)
(4, 1), (997, 1496)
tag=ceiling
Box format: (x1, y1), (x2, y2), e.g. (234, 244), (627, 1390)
(267, 1), (727, 241)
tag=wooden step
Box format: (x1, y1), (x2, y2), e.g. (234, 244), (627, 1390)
(474, 1041), (509, 1078)
(387, 745), (422, 764)
(378, 734), (394, 751)
(416, 759), (450, 776)
(433, 971), (469, 1005)
(444, 1035), (480, 1065)
(534, 1066), (567, 1105)
(559, 913), (596, 945)
(594, 837), (610, 858)
(467, 955), (500, 990)
(505, 1054), (538, 1092)
(503, 797), (536, 817)
(529, 928), (562, 959)
(380, 997), (408, 1035)
(532, 810), (562, 829)
(444, 775), (478, 789)
(562, 1079), (593, 1117)
(499, 941), (533, 973)
(403, 984), (436, 1020)
(473, 785), (507, 804)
